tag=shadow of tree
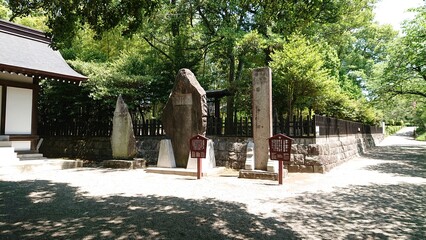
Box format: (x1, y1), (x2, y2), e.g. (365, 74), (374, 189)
(0, 180), (301, 239)
(267, 183), (426, 239)
(363, 145), (426, 178)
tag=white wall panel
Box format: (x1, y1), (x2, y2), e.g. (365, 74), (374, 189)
(5, 87), (33, 134)
(0, 86), (2, 123)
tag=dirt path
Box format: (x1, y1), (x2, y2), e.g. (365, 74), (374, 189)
(0, 127), (425, 239)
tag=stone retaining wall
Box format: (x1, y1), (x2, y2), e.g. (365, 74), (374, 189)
(40, 136), (248, 167)
(40, 136), (167, 165)
(40, 137), (112, 160)
(287, 133), (384, 173)
(211, 137), (249, 169)
(40, 133), (384, 173)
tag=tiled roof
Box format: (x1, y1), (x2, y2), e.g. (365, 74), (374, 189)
(0, 20), (87, 82)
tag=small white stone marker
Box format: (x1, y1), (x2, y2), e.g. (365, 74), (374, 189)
(244, 140), (255, 170)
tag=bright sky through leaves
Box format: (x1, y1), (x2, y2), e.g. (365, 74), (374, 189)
(374, 0), (424, 31)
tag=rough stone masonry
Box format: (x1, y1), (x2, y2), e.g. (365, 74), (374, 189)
(162, 69), (207, 167)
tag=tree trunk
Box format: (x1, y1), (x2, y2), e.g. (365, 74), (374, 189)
(225, 52), (236, 135)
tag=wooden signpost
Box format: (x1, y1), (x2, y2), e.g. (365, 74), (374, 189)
(189, 134), (208, 179)
(268, 134), (293, 185)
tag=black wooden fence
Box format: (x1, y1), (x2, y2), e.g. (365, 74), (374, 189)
(315, 115), (383, 136)
(39, 114), (382, 138)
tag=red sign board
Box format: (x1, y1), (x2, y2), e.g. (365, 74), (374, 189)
(268, 134), (293, 161)
(190, 134), (208, 158)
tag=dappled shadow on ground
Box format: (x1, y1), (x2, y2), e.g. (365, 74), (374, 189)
(0, 180), (300, 239)
(263, 136), (426, 239)
(267, 183), (426, 239)
(363, 145), (426, 178)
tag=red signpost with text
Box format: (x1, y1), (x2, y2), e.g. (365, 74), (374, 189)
(190, 134), (208, 179)
(268, 134), (293, 185)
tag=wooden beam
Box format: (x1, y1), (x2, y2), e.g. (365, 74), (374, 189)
(0, 78), (35, 89)
(1, 85), (6, 134)
(32, 78), (39, 148)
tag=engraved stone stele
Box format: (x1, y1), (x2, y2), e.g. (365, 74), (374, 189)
(162, 69), (207, 167)
(111, 95), (137, 159)
(252, 67), (273, 171)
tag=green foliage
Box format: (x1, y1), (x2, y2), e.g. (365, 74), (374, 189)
(68, 54), (152, 111)
(270, 34), (341, 116)
(415, 131), (426, 141)
(385, 126), (403, 136)
(7, 0), (159, 48)
(415, 124), (426, 141)
(0, 0), (10, 19)
(340, 24), (397, 99)
(413, 102), (426, 134)
(5, 0), (410, 127)
(372, 6), (426, 100)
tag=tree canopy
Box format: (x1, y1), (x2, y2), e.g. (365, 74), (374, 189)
(2, 0), (425, 128)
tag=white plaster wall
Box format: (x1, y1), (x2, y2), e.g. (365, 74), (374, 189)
(5, 87), (33, 134)
(0, 86), (2, 122)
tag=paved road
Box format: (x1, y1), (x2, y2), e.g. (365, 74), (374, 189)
(0, 127), (425, 239)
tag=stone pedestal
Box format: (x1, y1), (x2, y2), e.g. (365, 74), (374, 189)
(102, 159), (146, 169)
(157, 139), (176, 168)
(245, 139), (279, 173)
(267, 159), (279, 173)
(239, 169), (288, 181)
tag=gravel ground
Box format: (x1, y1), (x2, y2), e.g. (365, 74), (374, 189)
(0, 127), (425, 239)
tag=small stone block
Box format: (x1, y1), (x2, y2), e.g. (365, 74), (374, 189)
(102, 159), (146, 169)
(313, 165), (325, 173)
(103, 160), (132, 168)
(239, 169), (288, 181)
(133, 158), (147, 169)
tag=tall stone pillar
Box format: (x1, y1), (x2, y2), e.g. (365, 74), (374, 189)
(252, 67), (273, 170)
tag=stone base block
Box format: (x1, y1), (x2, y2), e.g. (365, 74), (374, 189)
(313, 165), (325, 173)
(238, 169), (288, 181)
(286, 165), (314, 173)
(267, 159), (279, 173)
(157, 139), (176, 168)
(0, 159), (83, 175)
(146, 167), (223, 177)
(102, 159), (147, 169)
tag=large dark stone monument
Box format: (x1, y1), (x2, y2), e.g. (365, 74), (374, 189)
(162, 69), (207, 167)
(111, 95), (137, 159)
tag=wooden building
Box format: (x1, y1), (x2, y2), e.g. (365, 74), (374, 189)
(0, 20), (87, 161)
